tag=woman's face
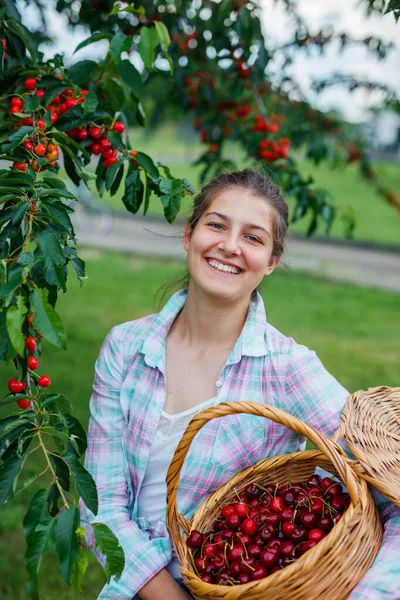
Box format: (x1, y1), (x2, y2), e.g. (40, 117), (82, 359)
(184, 187), (281, 303)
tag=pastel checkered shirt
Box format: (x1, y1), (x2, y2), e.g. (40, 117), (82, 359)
(80, 288), (400, 599)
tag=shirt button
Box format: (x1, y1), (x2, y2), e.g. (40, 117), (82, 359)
(216, 380), (223, 387)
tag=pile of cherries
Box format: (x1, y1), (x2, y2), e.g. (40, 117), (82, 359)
(186, 474), (349, 586)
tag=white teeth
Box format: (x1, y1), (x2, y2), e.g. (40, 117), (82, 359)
(207, 259), (241, 274)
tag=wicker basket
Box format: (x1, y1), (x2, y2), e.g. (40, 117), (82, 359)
(166, 387), (400, 600)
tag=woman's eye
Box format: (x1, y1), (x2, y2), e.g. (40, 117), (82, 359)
(210, 223), (224, 230)
(247, 235), (261, 243)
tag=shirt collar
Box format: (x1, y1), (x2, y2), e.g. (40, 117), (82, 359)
(140, 288), (268, 370)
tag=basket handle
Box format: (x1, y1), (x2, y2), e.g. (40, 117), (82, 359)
(166, 401), (361, 537)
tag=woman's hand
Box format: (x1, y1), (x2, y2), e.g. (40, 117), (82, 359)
(138, 568), (191, 600)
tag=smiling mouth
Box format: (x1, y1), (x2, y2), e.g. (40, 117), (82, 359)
(205, 258), (243, 275)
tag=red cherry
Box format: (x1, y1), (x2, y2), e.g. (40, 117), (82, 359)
(37, 119), (45, 131)
(260, 547), (279, 567)
(291, 526), (308, 543)
(228, 542), (245, 560)
(308, 528), (325, 542)
(52, 95), (61, 104)
(17, 399), (30, 409)
(101, 148), (114, 159)
(245, 483), (261, 498)
(259, 522), (276, 542)
(22, 140), (33, 152)
(8, 379), (25, 394)
(13, 162), (27, 172)
(225, 513), (241, 530)
(266, 538), (282, 551)
(270, 497), (284, 513)
(300, 511), (319, 530)
(76, 128), (88, 141)
(239, 556), (256, 573)
(21, 117), (33, 126)
(310, 499), (324, 515)
(27, 356), (38, 370)
(201, 574), (213, 583)
(37, 375), (51, 387)
(50, 109), (58, 124)
(320, 477), (335, 491)
(112, 121), (125, 133)
(212, 553), (226, 569)
(91, 143), (102, 155)
(280, 540), (295, 557)
(281, 507), (295, 521)
(318, 516), (334, 533)
(65, 98), (77, 110)
(58, 102), (68, 114)
(247, 543), (262, 558)
(282, 490), (296, 505)
(240, 518), (258, 536)
(222, 505), (236, 519)
(221, 528), (234, 542)
(282, 521), (295, 538)
(238, 573), (251, 584)
(186, 530), (205, 548)
(325, 483), (343, 497)
(307, 475), (321, 487)
(331, 494), (347, 512)
(36, 89), (45, 99)
(99, 138), (111, 150)
(234, 502), (249, 518)
(194, 556), (206, 571)
(11, 97), (23, 107)
(34, 144), (46, 157)
(252, 564), (268, 580)
(90, 126), (103, 140)
(24, 78), (36, 91)
(25, 337), (37, 352)
(202, 543), (216, 558)
(104, 155), (118, 169)
(229, 560), (242, 577)
(62, 89), (73, 97)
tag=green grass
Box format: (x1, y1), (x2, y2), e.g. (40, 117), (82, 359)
(0, 250), (399, 599)
(85, 123), (400, 246)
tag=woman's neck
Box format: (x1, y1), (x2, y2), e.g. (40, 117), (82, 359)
(170, 285), (252, 353)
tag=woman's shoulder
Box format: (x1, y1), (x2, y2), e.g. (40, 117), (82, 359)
(105, 312), (159, 348)
(264, 320), (309, 359)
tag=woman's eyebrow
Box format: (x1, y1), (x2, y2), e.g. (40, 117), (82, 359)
(204, 211), (271, 237)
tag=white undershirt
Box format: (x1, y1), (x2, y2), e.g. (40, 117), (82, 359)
(136, 396), (219, 579)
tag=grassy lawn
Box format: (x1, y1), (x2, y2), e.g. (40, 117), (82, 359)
(0, 250), (399, 599)
(82, 123), (400, 246)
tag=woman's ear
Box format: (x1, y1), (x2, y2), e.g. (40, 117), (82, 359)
(183, 221), (192, 252)
(264, 254), (281, 277)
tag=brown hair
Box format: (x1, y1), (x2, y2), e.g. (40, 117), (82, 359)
(155, 168), (289, 310)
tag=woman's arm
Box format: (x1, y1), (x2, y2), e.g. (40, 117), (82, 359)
(80, 327), (173, 600)
(285, 344), (400, 600)
(138, 569), (192, 600)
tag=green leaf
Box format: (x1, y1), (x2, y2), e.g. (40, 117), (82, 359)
(23, 489), (48, 540)
(0, 455), (24, 505)
(7, 18), (38, 61)
(64, 453), (98, 516)
(25, 517), (56, 599)
(62, 152), (81, 187)
(42, 202), (73, 234)
(6, 295), (27, 356)
(154, 21), (171, 50)
(105, 161), (121, 192)
(122, 167), (141, 214)
(110, 163), (124, 197)
(159, 178), (183, 223)
(70, 547), (89, 593)
(109, 2), (145, 15)
(0, 309), (13, 363)
(143, 171), (152, 216)
(24, 95), (40, 112)
(42, 83), (71, 107)
(119, 60), (142, 94)
(74, 31), (112, 54)
(138, 25), (160, 70)
(2, 126), (34, 152)
(68, 60), (98, 85)
(0, 423), (33, 459)
(134, 152), (160, 181)
(40, 393), (73, 414)
(71, 257), (86, 284)
(92, 523), (125, 582)
(0, 266), (28, 308)
(36, 230), (66, 291)
(30, 288), (67, 350)
(55, 507), (80, 585)
(65, 414), (87, 458)
(11, 201), (29, 224)
(49, 454), (70, 491)
(110, 33), (132, 65)
(82, 91), (98, 114)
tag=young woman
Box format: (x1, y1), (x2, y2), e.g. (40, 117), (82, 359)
(80, 170), (400, 600)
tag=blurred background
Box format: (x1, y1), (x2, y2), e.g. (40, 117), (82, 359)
(0, 0), (399, 598)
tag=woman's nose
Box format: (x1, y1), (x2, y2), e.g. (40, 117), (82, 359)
(218, 232), (241, 254)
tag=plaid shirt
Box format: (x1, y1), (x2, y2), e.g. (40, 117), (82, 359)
(80, 288), (400, 600)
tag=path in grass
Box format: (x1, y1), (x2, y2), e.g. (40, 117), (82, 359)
(0, 251), (399, 599)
